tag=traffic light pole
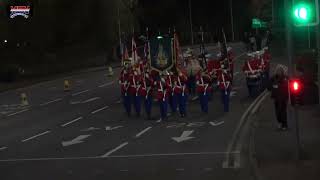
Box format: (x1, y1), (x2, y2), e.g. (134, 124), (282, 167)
(285, 0), (301, 161)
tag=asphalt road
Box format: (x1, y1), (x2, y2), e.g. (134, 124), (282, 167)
(0, 44), (261, 180)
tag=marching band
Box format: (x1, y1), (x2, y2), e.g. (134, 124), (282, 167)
(118, 34), (271, 121)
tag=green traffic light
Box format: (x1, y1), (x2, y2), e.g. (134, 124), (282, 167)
(293, 2), (312, 23)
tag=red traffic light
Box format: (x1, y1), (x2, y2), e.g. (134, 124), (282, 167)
(290, 79), (302, 93)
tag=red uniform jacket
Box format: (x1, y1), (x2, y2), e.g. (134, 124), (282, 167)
(166, 74), (176, 95)
(196, 74), (213, 94)
(174, 75), (188, 95)
(119, 70), (130, 94)
(227, 51), (235, 71)
(154, 79), (169, 101)
(139, 75), (154, 97)
(217, 72), (232, 91)
(128, 74), (142, 96)
(242, 59), (261, 78)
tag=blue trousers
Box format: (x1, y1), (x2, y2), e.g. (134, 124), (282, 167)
(221, 89), (230, 112)
(132, 95), (141, 115)
(123, 94), (131, 115)
(247, 78), (261, 98)
(144, 95), (152, 116)
(199, 93), (209, 113)
(169, 94), (178, 113)
(159, 99), (168, 120)
(177, 93), (188, 115)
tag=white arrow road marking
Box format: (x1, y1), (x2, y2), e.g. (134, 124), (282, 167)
(210, 121), (225, 127)
(172, 130), (195, 143)
(101, 142), (129, 158)
(91, 106), (109, 114)
(81, 127), (101, 132)
(7, 109), (29, 117)
(81, 97), (101, 104)
(62, 135), (91, 147)
(22, 131), (51, 142)
(61, 117), (83, 127)
(105, 126), (123, 131)
(72, 90), (89, 97)
(0, 147), (8, 151)
(98, 81), (114, 88)
(135, 127), (152, 138)
(40, 98), (63, 106)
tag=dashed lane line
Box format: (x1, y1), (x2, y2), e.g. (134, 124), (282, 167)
(40, 98), (63, 106)
(21, 131), (51, 143)
(135, 127), (152, 138)
(98, 81), (115, 88)
(101, 142), (129, 158)
(72, 90), (89, 97)
(7, 109), (29, 117)
(61, 117), (83, 127)
(0, 147), (8, 151)
(91, 106), (109, 114)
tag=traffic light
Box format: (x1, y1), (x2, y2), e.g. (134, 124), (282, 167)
(289, 78), (304, 106)
(292, 0), (319, 26)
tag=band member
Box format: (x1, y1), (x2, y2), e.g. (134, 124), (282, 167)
(119, 66), (131, 116)
(217, 69), (232, 112)
(227, 47), (235, 82)
(196, 70), (212, 113)
(139, 69), (154, 120)
(154, 73), (169, 121)
(166, 71), (178, 114)
(129, 69), (142, 117)
(175, 70), (189, 117)
(243, 53), (262, 98)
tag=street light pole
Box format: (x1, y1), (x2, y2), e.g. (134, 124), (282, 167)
(229, 0), (235, 41)
(285, 0), (301, 160)
(188, 0), (194, 45)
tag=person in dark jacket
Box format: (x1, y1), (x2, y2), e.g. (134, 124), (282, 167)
(268, 67), (289, 130)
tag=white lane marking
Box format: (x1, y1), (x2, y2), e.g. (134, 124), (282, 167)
(81, 97), (101, 104)
(40, 98), (63, 106)
(91, 106), (109, 114)
(0, 147), (8, 151)
(223, 90), (268, 168)
(209, 121), (225, 127)
(61, 117), (83, 127)
(230, 91), (237, 97)
(72, 90), (89, 96)
(98, 81), (114, 88)
(101, 142), (129, 158)
(156, 119), (162, 123)
(81, 127), (100, 132)
(7, 109), (29, 117)
(251, 92), (269, 114)
(21, 131), (51, 142)
(105, 126), (123, 131)
(135, 127), (152, 138)
(0, 151), (240, 162)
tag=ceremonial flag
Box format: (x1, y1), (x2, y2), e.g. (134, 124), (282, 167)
(149, 37), (174, 72)
(174, 32), (187, 74)
(131, 37), (138, 65)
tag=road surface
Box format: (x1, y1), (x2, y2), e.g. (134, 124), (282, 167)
(0, 43), (274, 180)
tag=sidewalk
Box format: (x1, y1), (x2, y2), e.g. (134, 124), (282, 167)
(251, 96), (320, 180)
